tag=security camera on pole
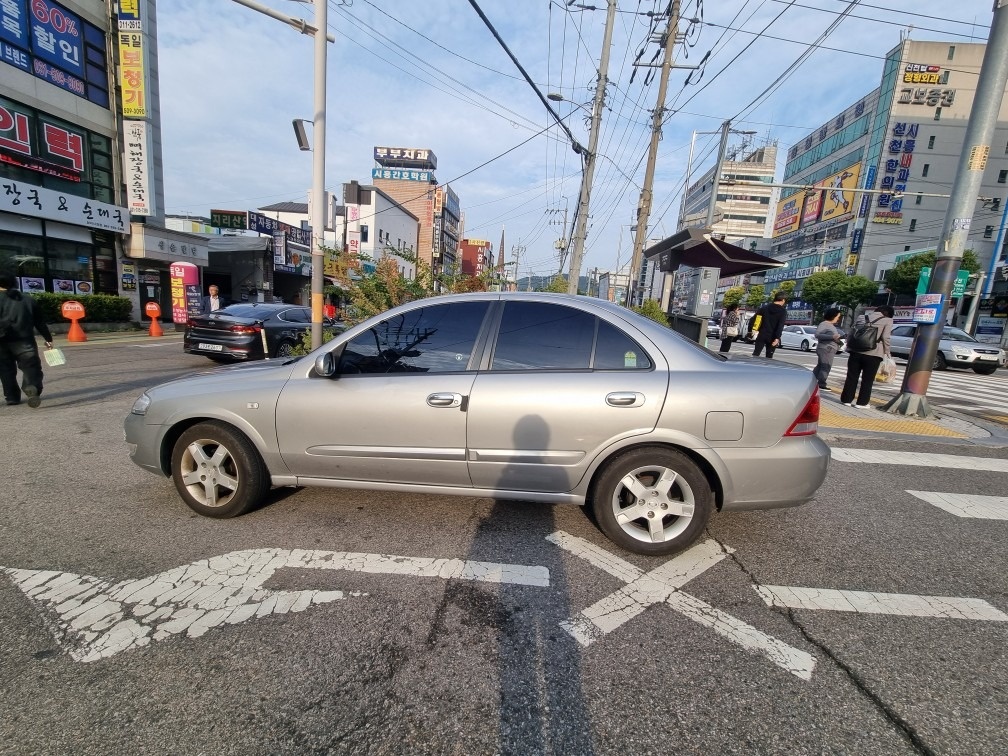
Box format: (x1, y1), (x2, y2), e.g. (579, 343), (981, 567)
(882, 0), (1008, 418)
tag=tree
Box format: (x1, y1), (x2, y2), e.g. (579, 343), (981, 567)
(883, 250), (981, 296)
(775, 280), (797, 300)
(835, 275), (880, 315)
(800, 270), (848, 319)
(632, 298), (669, 326)
(722, 285), (745, 308)
(745, 285), (766, 310)
(542, 275), (569, 293)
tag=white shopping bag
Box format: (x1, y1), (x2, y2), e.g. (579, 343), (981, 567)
(44, 347), (67, 367)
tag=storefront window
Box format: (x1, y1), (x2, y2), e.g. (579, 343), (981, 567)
(0, 236), (45, 290)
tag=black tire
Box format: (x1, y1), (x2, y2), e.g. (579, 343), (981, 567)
(275, 339), (296, 358)
(170, 422), (269, 518)
(933, 352), (947, 371)
(592, 447), (714, 556)
(800, 339), (811, 352)
(973, 365), (998, 375)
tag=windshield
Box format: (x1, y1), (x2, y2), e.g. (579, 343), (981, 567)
(943, 327), (978, 343)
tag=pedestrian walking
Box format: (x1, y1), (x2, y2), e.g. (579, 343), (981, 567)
(0, 273), (53, 408)
(812, 307), (844, 390)
(840, 305), (894, 409)
(751, 291), (788, 358)
(718, 303), (741, 353)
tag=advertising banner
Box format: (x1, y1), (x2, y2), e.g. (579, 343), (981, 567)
(819, 163), (861, 222)
(772, 194), (802, 238)
(0, 177), (127, 232)
(0, 97), (85, 181)
(169, 261), (200, 325)
(802, 189), (823, 226)
(29, 0), (84, 76)
(975, 316), (1005, 345)
(210, 210), (247, 230)
(123, 120), (151, 215)
(117, 30), (145, 118)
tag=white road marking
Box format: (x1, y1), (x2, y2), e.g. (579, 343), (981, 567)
(830, 448), (1008, 472)
(3, 549), (549, 663)
(906, 490), (1008, 520)
(547, 531), (816, 681)
(756, 586), (1008, 621)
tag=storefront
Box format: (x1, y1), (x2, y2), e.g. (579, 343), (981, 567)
(125, 223), (208, 320)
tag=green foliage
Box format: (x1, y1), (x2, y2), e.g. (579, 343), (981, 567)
(744, 285), (767, 310)
(776, 280), (797, 299)
(721, 286), (745, 308)
(290, 326), (341, 356)
(32, 292), (134, 323)
(836, 275), (880, 313)
(632, 298), (669, 326)
(800, 271), (879, 320)
(542, 275), (569, 293)
(883, 249), (981, 296)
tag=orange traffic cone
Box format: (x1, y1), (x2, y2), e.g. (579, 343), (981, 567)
(67, 320), (87, 342)
(148, 316), (163, 337)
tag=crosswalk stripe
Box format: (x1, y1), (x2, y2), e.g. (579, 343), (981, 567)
(906, 491), (1008, 520)
(830, 448), (1008, 472)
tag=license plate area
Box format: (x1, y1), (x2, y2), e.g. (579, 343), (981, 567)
(198, 343), (224, 351)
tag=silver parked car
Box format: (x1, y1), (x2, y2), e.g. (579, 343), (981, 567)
(889, 324), (1006, 375)
(125, 293), (830, 556)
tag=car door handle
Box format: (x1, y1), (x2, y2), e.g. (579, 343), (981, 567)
(606, 392), (645, 408)
(427, 392), (463, 408)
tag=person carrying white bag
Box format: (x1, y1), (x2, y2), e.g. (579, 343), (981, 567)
(0, 272), (54, 408)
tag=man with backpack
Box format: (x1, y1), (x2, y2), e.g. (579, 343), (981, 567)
(751, 291), (788, 358)
(839, 305), (894, 408)
(0, 273), (53, 408)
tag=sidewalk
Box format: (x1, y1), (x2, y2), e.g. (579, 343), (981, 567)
(50, 330), (184, 346)
(816, 386), (1006, 444)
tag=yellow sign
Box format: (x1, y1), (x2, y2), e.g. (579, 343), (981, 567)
(968, 145), (989, 171)
(772, 195), (802, 238)
(819, 163), (861, 222)
(118, 32), (146, 119)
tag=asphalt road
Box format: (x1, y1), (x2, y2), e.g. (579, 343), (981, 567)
(1, 338), (1005, 755)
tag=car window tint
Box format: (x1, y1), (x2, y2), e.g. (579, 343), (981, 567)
(281, 308), (310, 323)
(943, 328), (976, 342)
(892, 326), (915, 337)
(593, 320), (652, 370)
(217, 304), (262, 318)
(339, 301), (489, 374)
(492, 301), (595, 370)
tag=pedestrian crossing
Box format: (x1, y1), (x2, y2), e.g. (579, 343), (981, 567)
(826, 361), (1008, 416)
(831, 447), (1008, 521)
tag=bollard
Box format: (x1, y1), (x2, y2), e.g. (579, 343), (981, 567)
(61, 300), (87, 342)
(145, 301), (163, 337)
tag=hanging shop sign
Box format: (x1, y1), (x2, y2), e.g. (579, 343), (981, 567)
(0, 98), (85, 181)
(210, 209), (247, 230)
(0, 177), (126, 232)
(247, 210), (311, 246)
(123, 120), (152, 216)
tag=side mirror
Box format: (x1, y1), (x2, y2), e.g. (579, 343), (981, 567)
(314, 352), (337, 378)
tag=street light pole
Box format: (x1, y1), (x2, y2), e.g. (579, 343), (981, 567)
(567, 0), (617, 296)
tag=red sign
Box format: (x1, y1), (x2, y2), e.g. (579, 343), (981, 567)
(144, 301), (161, 318)
(61, 300), (85, 318)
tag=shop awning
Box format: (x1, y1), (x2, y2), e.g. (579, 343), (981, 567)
(644, 228), (784, 277)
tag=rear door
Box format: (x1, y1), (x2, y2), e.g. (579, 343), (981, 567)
(466, 301), (667, 493)
(276, 300), (492, 485)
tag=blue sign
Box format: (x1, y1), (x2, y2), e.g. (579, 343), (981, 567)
(851, 228), (863, 251)
(0, 40), (30, 71)
(858, 194), (870, 219)
(865, 164), (877, 190)
(247, 210), (311, 246)
(29, 0), (83, 76)
(0, 0), (28, 48)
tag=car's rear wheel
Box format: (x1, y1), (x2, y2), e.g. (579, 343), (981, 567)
(275, 339), (296, 358)
(973, 365), (998, 375)
(933, 352), (948, 371)
(800, 339), (811, 352)
(592, 448), (714, 556)
(170, 422), (269, 518)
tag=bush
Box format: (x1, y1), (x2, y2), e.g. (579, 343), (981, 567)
(632, 298), (670, 326)
(32, 292), (135, 323)
(290, 326), (342, 356)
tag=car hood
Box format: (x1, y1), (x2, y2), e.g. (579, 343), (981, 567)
(146, 359), (301, 398)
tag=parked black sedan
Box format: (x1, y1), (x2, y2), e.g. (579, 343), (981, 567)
(184, 303), (343, 361)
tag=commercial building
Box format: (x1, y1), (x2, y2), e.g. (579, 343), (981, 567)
(770, 39), (1008, 308)
(0, 0), (206, 320)
(340, 182), (420, 280)
(457, 238), (494, 278)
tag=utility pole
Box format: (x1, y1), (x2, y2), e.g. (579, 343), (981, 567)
(550, 204), (569, 274)
(627, 0), (680, 307)
(883, 0), (1008, 417)
(567, 0), (618, 295)
(511, 243), (525, 292)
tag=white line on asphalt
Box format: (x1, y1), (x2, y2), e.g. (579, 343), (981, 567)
(830, 448), (1008, 472)
(547, 531), (816, 680)
(2, 548), (550, 663)
(756, 586), (1008, 621)
(906, 490), (1008, 520)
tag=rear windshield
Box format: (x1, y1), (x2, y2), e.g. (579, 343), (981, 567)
(217, 304), (273, 318)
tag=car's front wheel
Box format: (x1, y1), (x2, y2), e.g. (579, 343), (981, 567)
(170, 422), (269, 518)
(934, 352), (948, 371)
(801, 339), (811, 351)
(592, 448), (714, 556)
(973, 365), (998, 375)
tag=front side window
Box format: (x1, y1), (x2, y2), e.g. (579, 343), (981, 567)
(339, 301), (489, 374)
(892, 326), (915, 337)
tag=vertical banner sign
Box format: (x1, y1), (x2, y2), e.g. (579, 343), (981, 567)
(117, 0), (145, 120)
(123, 120), (151, 215)
(169, 262), (200, 324)
(273, 231), (286, 265)
(121, 261), (136, 290)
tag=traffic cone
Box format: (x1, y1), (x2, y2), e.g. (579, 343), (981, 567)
(149, 316), (163, 337)
(67, 320), (87, 342)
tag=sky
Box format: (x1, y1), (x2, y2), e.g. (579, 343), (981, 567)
(156, 0), (996, 282)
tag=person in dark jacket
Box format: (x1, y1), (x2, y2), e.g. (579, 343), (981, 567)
(751, 291), (788, 358)
(198, 284), (228, 315)
(0, 273), (53, 408)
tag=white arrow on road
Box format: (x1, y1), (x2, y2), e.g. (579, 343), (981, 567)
(547, 531), (817, 681)
(3, 549), (550, 663)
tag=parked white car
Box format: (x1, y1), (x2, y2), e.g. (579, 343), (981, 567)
(889, 324), (1005, 375)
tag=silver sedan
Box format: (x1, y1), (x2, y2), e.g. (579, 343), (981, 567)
(125, 293), (830, 556)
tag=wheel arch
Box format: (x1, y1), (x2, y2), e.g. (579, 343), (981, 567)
(157, 415), (276, 477)
(585, 442), (726, 513)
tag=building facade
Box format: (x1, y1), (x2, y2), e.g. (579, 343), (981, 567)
(457, 238), (493, 278)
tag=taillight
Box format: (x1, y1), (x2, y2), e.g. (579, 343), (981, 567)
(229, 324), (261, 335)
(785, 387), (820, 436)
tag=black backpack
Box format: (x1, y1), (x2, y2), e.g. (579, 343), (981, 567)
(848, 314), (880, 352)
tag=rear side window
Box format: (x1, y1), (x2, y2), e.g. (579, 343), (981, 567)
(491, 301), (651, 370)
(280, 308), (310, 323)
(892, 326), (915, 337)
(593, 320), (653, 369)
(339, 301), (489, 374)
